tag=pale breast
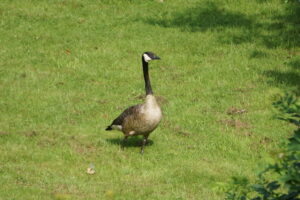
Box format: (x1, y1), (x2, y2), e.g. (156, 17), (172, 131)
(140, 101), (162, 135)
(144, 106), (162, 125)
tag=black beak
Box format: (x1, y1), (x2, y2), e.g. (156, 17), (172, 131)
(153, 55), (161, 60)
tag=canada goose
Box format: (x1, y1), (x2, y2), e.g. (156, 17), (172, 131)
(106, 52), (162, 154)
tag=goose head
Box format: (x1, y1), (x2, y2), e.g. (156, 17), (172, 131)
(142, 52), (161, 63)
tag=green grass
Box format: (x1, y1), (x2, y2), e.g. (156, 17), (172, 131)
(0, 0), (299, 199)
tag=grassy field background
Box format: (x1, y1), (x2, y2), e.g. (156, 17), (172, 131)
(0, 0), (299, 199)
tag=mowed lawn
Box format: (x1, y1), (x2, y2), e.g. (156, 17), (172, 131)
(0, 0), (299, 199)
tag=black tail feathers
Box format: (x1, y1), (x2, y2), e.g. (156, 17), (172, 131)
(105, 126), (112, 131)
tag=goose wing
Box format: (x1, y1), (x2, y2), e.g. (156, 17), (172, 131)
(106, 104), (142, 130)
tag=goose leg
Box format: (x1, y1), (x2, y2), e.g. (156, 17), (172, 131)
(121, 136), (128, 150)
(140, 135), (148, 154)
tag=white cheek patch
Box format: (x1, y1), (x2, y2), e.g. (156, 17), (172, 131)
(143, 54), (152, 62)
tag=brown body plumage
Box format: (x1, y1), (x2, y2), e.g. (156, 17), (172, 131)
(106, 52), (162, 153)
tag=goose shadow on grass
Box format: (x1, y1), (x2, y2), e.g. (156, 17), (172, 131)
(106, 136), (154, 148)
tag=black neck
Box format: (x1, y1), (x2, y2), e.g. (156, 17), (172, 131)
(142, 58), (153, 95)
